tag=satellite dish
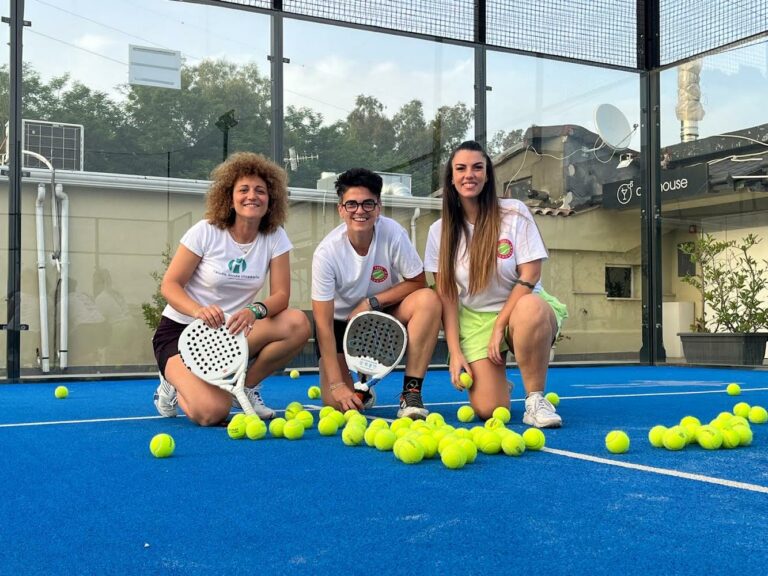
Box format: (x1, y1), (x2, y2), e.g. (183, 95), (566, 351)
(594, 104), (632, 150)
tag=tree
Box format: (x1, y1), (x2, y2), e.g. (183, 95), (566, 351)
(488, 128), (524, 157)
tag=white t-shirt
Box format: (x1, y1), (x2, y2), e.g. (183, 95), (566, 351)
(162, 219), (293, 324)
(424, 198), (548, 312)
(312, 215), (424, 320)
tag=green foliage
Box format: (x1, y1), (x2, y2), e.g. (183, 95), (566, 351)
(679, 233), (768, 333)
(141, 246), (172, 331)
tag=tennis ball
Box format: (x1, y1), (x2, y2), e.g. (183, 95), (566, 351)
(522, 427), (545, 450)
(269, 417), (287, 438)
(347, 413), (368, 430)
(733, 402), (751, 418)
(319, 405), (336, 419)
(731, 422), (753, 446)
(440, 443), (467, 469)
(149, 433), (175, 458)
(457, 405), (475, 423)
(374, 429), (397, 451)
(318, 416), (339, 436)
(364, 425), (380, 447)
(749, 405), (768, 424)
(306, 385), (321, 399)
(492, 406), (511, 424)
(696, 425), (723, 450)
(341, 424), (364, 446)
(679, 416), (701, 443)
(726, 383), (741, 396)
(662, 426), (687, 451)
(397, 438), (425, 464)
(484, 417), (506, 431)
(290, 369), (300, 379)
(456, 437), (478, 464)
(459, 372), (473, 390)
(605, 430), (630, 454)
(721, 427), (741, 449)
(330, 410), (347, 428)
(343, 409), (361, 422)
(477, 430), (502, 454)
(54, 385), (69, 399)
(415, 434), (439, 459)
(227, 418), (247, 439)
(283, 419), (305, 440)
(246, 419), (267, 440)
(544, 392), (560, 407)
(391, 417), (414, 433)
(438, 434), (459, 455)
(425, 412), (445, 427)
(501, 432), (526, 456)
(648, 425), (667, 447)
(294, 409), (315, 429)
(284, 401), (304, 419)
(369, 418), (389, 431)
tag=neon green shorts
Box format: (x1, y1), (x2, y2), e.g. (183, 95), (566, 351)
(458, 289), (568, 363)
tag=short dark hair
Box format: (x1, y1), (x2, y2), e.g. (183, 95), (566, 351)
(334, 168), (383, 198)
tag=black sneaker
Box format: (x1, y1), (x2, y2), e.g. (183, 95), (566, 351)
(398, 382), (428, 419)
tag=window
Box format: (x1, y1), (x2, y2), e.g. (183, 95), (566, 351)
(605, 266), (632, 298)
(677, 243), (695, 278)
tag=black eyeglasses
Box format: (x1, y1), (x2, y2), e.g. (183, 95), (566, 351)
(341, 199), (379, 213)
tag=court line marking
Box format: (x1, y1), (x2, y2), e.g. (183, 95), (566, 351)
(0, 415), (173, 428)
(543, 447), (768, 494)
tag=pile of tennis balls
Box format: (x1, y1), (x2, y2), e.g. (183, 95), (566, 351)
(329, 406), (545, 470)
(646, 400), (766, 451)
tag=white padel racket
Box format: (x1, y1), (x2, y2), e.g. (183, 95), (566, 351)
(343, 311), (407, 394)
(178, 315), (255, 415)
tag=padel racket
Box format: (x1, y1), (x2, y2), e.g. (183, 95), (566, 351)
(343, 311), (407, 394)
(178, 315), (255, 415)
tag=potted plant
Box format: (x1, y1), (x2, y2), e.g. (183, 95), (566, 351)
(141, 246), (171, 331)
(677, 233), (768, 365)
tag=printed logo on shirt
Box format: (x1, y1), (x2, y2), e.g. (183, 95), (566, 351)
(228, 258), (247, 274)
(497, 239), (513, 259)
(371, 265), (389, 283)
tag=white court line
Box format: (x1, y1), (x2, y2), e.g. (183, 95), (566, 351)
(0, 415), (172, 428)
(542, 447), (768, 494)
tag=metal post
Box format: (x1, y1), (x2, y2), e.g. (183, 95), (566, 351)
(473, 1), (487, 147)
(270, 3), (285, 165)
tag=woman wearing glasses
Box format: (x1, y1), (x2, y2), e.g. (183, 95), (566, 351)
(311, 168), (441, 418)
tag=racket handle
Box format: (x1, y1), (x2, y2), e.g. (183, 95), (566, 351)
(234, 388), (256, 415)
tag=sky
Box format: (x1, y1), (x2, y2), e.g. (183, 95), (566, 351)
(5, 0), (768, 152)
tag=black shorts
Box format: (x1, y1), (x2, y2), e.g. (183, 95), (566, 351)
(313, 319), (347, 359)
(152, 316), (186, 377)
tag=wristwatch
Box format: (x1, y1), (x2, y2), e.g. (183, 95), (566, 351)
(368, 296), (382, 312)
(247, 302), (268, 320)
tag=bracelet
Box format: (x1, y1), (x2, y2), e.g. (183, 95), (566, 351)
(247, 302), (268, 320)
(329, 382), (345, 391)
(516, 279), (536, 290)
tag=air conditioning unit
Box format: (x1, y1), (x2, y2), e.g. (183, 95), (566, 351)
(5, 120), (85, 171)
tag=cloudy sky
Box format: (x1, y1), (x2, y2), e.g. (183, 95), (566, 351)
(7, 0), (768, 151)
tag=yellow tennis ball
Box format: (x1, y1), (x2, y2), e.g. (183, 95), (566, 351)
(364, 425), (380, 447)
(648, 425), (667, 448)
(330, 410), (347, 428)
(605, 430), (630, 454)
(317, 416), (339, 436)
(438, 434), (459, 455)
(341, 424), (364, 446)
(500, 432), (525, 456)
(369, 418), (390, 431)
(283, 419), (304, 440)
(484, 417), (506, 431)
(492, 406), (511, 424)
(696, 425), (723, 450)
(544, 392), (560, 407)
(319, 405), (336, 419)
(307, 385), (321, 399)
(54, 385), (69, 399)
(457, 405), (475, 423)
(733, 402), (751, 418)
(456, 437), (478, 464)
(374, 429), (397, 451)
(522, 427), (545, 450)
(290, 369), (300, 379)
(246, 419), (267, 440)
(391, 417), (414, 433)
(269, 417), (287, 438)
(679, 416), (701, 443)
(425, 412), (445, 427)
(721, 427), (741, 449)
(477, 430), (502, 454)
(726, 383), (741, 396)
(748, 405), (768, 424)
(284, 401), (304, 420)
(294, 409), (314, 429)
(227, 419), (247, 439)
(441, 443), (467, 469)
(731, 422), (753, 446)
(662, 426), (687, 451)
(397, 438), (425, 464)
(149, 433), (175, 458)
(347, 413), (368, 429)
(415, 433), (439, 459)
(459, 372), (473, 389)
(343, 409), (361, 422)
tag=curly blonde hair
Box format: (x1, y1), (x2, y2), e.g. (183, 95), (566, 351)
(204, 152), (288, 234)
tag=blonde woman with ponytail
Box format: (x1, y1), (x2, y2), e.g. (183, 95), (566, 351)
(424, 141), (567, 428)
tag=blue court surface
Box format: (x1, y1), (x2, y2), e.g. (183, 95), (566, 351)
(2, 365), (767, 575)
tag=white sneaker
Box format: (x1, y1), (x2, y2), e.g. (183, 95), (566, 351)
(523, 392), (562, 428)
(153, 373), (178, 418)
(233, 385), (276, 420)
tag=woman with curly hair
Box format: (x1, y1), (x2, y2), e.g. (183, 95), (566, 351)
(152, 152), (310, 426)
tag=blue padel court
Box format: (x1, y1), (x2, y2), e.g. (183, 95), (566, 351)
(2, 365), (768, 575)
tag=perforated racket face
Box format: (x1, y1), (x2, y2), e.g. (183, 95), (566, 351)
(178, 320), (248, 383)
(344, 311), (407, 377)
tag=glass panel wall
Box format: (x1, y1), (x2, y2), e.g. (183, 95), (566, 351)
(0, 10), (9, 376)
(659, 38), (768, 366)
(11, 0), (270, 375)
(486, 51), (641, 362)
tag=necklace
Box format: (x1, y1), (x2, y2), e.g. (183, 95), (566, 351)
(233, 240), (254, 254)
